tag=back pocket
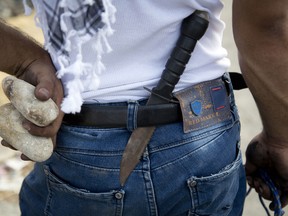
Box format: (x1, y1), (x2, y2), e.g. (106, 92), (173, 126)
(44, 166), (124, 216)
(187, 150), (244, 216)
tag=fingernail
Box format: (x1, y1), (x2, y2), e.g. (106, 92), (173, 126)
(38, 88), (50, 98)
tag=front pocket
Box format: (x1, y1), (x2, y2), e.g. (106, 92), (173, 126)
(187, 149), (244, 216)
(44, 166), (124, 216)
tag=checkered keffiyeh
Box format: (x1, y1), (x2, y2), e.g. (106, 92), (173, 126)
(43, 0), (105, 55)
(25, 0), (116, 113)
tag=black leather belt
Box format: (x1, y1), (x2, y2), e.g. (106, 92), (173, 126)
(62, 72), (247, 128)
(63, 103), (182, 128)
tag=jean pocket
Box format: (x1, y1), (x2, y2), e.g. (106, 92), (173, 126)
(43, 166), (124, 216)
(187, 147), (243, 216)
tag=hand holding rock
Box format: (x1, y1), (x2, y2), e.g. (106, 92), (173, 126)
(0, 76), (59, 162)
(2, 76), (59, 126)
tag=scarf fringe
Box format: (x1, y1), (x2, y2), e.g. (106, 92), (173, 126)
(25, 0), (116, 114)
(22, 0), (33, 15)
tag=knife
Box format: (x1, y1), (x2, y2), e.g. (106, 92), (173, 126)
(120, 10), (210, 186)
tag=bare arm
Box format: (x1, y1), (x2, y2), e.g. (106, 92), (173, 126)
(0, 19), (46, 76)
(233, 0), (288, 140)
(233, 0), (288, 208)
(0, 19), (64, 156)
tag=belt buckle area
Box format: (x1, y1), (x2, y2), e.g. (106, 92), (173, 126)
(174, 77), (232, 133)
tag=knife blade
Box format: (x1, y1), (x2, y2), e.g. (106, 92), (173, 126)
(120, 10), (210, 186)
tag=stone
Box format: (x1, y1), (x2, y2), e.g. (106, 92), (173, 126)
(0, 76), (59, 162)
(0, 103), (53, 162)
(2, 76), (59, 127)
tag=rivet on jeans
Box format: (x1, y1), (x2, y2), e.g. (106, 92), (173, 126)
(115, 191), (124, 200)
(189, 180), (197, 187)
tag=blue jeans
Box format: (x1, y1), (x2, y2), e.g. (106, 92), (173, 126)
(19, 76), (246, 216)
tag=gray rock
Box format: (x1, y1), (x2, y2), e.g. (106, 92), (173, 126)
(0, 103), (53, 162)
(2, 76), (59, 127)
(0, 76), (59, 162)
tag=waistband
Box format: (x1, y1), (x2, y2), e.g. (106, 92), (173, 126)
(62, 73), (233, 129)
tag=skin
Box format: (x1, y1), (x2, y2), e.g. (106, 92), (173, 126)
(0, 1), (288, 210)
(233, 0), (288, 209)
(0, 19), (64, 158)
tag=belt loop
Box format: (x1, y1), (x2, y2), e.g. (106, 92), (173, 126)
(127, 100), (139, 132)
(222, 72), (232, 96)
(222, 72), (237, 107)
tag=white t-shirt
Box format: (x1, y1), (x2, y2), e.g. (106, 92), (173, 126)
(31, 0), (229, 111)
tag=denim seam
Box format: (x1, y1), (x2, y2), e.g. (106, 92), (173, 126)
(54, 152), (145, 172)
(44, 169), (54, 216)
(187, 180), (198, 214)
(142, 149), (159, 216)
(56, 148), (123, 156)
(114, 190), (125, 216)
(151, 123), (240, 171)
(61, 124), (126, 131)
(53, 152), (121, 172)
(188, 150), (242, 183)
(150, 120), (236, 154)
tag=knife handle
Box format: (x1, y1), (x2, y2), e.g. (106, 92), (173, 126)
(151, 10), (209, 103)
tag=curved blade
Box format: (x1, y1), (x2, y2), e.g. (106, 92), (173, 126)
(120, 126), (155, 186)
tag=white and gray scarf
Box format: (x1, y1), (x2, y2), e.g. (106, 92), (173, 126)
(23, 0), (116, 113)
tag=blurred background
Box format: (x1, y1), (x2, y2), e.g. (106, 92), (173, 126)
(0, 0), (23, 18)
(0, 1), (285, 215)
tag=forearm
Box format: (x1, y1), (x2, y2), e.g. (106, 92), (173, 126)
(0, 19), (49, 76)
(233, 0), (288, 142)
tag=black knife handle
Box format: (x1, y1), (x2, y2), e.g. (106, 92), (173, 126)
(150, 10), (209, 103)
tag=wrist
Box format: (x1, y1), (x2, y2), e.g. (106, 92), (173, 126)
(0, 20), (49, 76)
(257, 131), (288, 167)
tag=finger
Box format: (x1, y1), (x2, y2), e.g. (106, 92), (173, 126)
(21, 58), (58, 101)
(269, 201), (275, 211)
(259, 183), (273, 200)
(22, 121), (54, 137)
(35, 86), (52, 101)
(269, 193), (287, 211)
(1, 140), (17, 150)
(254, 178), (273, 200)
(20, 154), (32, 161)
(35, 76), (64, 112)
(34, 73), (56, 101)
(280, 194), (288, 208)
(22, 115), (64, 138)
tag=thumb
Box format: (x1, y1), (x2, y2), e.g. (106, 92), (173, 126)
(34, 76), (55, 101)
